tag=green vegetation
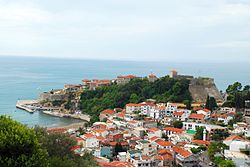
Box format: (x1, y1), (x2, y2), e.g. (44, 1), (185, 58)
(224, 82), (250, 108)
(208, 142), (228, 163)
(0, 116), (98, 167)
(219, 160), (236, 167)
(194, 126), (205, 140)
(0, 116), (48, 167)
(205, 96), (218, 111)
(173, 121), (183, 129)
(80, 76), (192, 122)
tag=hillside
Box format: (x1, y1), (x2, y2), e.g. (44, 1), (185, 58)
(189, 77), (223, 102)
(79, 76), (192, 122)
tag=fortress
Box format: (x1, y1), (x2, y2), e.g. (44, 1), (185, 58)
(170, 70), (224, 103)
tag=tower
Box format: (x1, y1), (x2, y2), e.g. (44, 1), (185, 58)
(170, 70), (177, 78)
(203, 128), (207, 141)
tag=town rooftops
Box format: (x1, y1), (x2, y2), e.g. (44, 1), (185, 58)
(173, 112), (184, 116)
(192, 140), (211, 146)
(147, 127), (160, 132)
(163, 127), (183, 134)
(100, 109), (115, 115)
(224, 135), (245, 141)
(189, 113), (205, 120)
(155, 139), (174, 147)
(172, 146), (192, 158)
(117, 75), (137, 79)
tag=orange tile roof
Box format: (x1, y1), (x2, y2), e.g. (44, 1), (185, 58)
(117, 75), (137, 79)
(141, 155), (150, 160)
(224, 135), (245, 141)
(116, 111), (125, 118)
(163, 127), (183, 134)
(96, 136), (106, 141)
(126, 103), (143, 107)
(149, 136), (160, 141)
(192, 140), (211, 146)
(147, 127), (160, 132)
(203, 108), (211, 112)
(162, 153), (174, 161)
(155, 139), (174, 147)
(83, 134), (96, 139)
(101, 109), (115, 115)
(189, 113), (205, 120)
(172, 146), (192, 158)
(92, 129), (106, 133)
(173, 112), (184, 116)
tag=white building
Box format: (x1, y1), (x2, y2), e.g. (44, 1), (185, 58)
(81, 134), (99, 148)
(197, 109), (211, 119)
(165, 103), (178, 116)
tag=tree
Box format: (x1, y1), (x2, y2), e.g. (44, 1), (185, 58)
(129, 93), (140, 103)
(0, 116), (48, 167)
(183, 100), (191, 110)
(40, 132), (77, 158)
(173, 121), (183, 129)
(194, 126), (205, 140)
(219, 160), (236, 167)
(114, 143), (124, 155)
(205, 96), (217, 111)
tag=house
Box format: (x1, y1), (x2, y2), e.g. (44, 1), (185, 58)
(126, 103), (142, 113)
(92, 129), (108, 138)
(173, 112), (185, 121)
(223, 135), (245, 146)
(163, 127), (183, 136)
(149, 106), (166, 119)
(188, 113), (205, 122)
(140, 102), (156, 115)
(81, 134), (99, 148)
(148, 73), (158, 82)
(116, 75), (137, 85)
(99, 109), (115, 121)
(64, 84), (82, 92)
(165, 103), (178, 116)
(135, 140), (156, 156)
(82, 79), (111, 90)
(223, 136), (250, 167)
(155, 139), (174, 149)
(147, 127), (162, 138)
(117, 152), (127, 162)
(172, 146), (198, 167)
(197, 109), (211, 119)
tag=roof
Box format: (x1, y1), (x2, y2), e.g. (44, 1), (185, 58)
(101, 109), (115, 115)
(172, 146), (192, 158)
(202, 108), (211, 112)
(92, 129), (106, 133)
(117, 75), (137, 79)
(155, 139), (174, 147)
(192, 140), (211, 146)
(70, 145), (81, 151)
(126, 103), (143, 107)
(163, 127), (183, 134)
(173, 112), (184, 116)
(147, 127), (160, 132)
(189, 113), (205, 120)
(149, 136), (160, 141)
(224, 135), (245, 141)
(83, 134), (96, 139)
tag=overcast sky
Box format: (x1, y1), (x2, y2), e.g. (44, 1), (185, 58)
(0, 0), (250, 62)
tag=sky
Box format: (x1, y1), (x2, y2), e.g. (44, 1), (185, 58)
(0, 0), (250, 62)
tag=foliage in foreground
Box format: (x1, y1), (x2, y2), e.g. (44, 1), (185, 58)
(80, 76), (192, 122)
(0, 116), (98, 167)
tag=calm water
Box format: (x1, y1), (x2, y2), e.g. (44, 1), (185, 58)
(0, 56), (249, 127)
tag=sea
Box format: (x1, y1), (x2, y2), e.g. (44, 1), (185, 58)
(0, 56), (249, 127)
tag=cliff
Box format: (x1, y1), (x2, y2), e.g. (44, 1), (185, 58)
(189, 77), (223, 102)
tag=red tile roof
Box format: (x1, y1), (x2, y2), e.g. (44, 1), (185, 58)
(163, 127), (183, 134)
(173, 112), (184, 116)
(224, 135), (245, 141)
(147, 127), (160, 132)
(192, 140), (211, 146)
(126, 103), (143, 107)
(117, 75), (137, 79)
(189, 113), (205, 120)
(101, 109), (115, 115)
(155, 139), (174, 147)
(172, 146), (192, 158)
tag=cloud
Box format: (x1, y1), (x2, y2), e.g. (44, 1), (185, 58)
(0, 0), (249, 62)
